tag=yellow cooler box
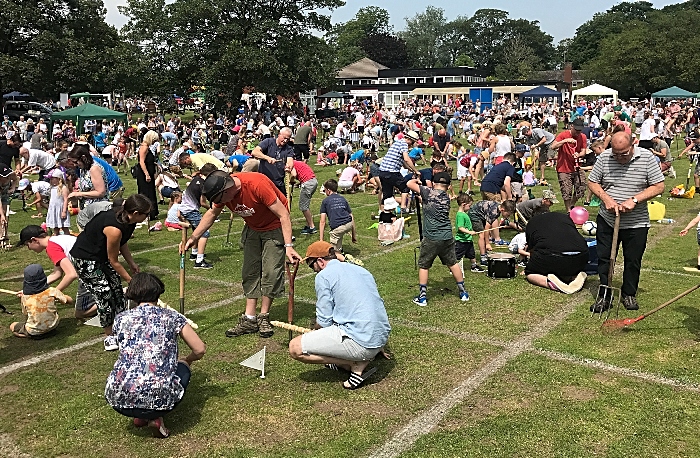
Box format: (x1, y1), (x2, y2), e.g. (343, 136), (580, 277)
(648, 201), (666, 220)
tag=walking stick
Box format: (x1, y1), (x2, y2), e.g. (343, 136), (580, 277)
(179, 222), (191, 314)
(285, 261), (299, 341)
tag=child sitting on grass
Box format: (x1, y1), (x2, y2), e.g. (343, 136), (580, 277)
(455, 193), (483, 273)
(467, 200), (516, 266)
(508, 232), (529, 266)
(105, 272), (206, 438)
(10, 264), (72, 338)
(407, 172), (470, 306)
(679, 211), (700, 269)
(165, 191), (184, 231)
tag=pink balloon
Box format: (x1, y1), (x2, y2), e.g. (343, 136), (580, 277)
(569, 206), (589, 225)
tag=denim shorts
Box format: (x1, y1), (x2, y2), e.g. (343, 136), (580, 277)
(180, 210), (210, 238)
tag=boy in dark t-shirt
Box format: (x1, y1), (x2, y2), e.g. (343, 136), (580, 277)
(406, 172), (470, 306)
(319, 179), (356, 252)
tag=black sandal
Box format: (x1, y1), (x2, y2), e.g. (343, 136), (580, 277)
(343, 367), (377, 390)
(325, 364), (347, 372)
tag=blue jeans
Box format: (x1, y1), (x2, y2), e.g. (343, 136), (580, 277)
(112, 362), (191, 420)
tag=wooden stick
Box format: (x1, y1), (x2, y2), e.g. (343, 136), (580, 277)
(178, 221), (191, 314)
(270, 320), (312, 334)
(0, 288), (19, 295)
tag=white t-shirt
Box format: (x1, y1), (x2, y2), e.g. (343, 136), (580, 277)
(639, 118), (655, 141)
(339, 167), (360, 183)
(28, 149), (56, 170)
(508, 233), (527, 254)
(31, 181), (51, 197)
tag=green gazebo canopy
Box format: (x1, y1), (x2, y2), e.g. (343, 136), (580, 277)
(651, 86), (696, 99)
(51, 103), (127, 133)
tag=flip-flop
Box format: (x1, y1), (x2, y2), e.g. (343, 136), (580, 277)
(343, 367), (378, 390)
(325, 364), (349, 372)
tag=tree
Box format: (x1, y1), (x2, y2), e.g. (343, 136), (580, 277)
(464, 9), (510, 74)
(120, 0), (343, 109)
(495, 35), (541, 80)
(0, 0), (132, 98)
(326, 7), (392, 68)
(359, 33), (409, 69)
(399, 6), (448, 68)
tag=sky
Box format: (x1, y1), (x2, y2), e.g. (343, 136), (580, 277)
(103, 0), (681, 43)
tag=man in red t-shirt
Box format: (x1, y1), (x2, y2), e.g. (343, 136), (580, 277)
(184, 171), (301, 338)
(551, 118), (588, 210)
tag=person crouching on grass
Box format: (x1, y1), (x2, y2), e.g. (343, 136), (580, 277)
(10, 264), (71, 338)
(105, 272), (205, 438)
(288, 241), (390, 390)
(406, 172), (470, 306)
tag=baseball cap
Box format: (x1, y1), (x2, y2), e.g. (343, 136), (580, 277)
(432, 172), (451, 185)
(201, 170), (235, 203)
(48, 169), (64, 180)
(17, 178), (30, 191)
(303, 241), (334, 262)
(0, 164), (13, 178)
(542, 189), (559, 203)
(571, 118), (585, 131)
(405, 130), (420, 141)
(17, 225), (46, 247)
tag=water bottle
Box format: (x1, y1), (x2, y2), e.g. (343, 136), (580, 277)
(658, 218), (675, 224)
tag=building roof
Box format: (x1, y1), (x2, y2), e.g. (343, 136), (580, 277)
(337, 58), (389, 79)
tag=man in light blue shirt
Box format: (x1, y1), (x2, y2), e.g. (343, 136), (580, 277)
(288, 241), (391, 390)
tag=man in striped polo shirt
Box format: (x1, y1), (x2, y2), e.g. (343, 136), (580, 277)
(587, 132), (665, 313)
(378, 130), (421, 214)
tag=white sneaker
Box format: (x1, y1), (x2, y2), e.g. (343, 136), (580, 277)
(104, 335), (118, 351)
(7, 210), (15, 215)
(670, 166), (677, 179)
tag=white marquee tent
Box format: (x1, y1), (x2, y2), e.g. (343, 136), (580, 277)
(572, 83), (618, 105)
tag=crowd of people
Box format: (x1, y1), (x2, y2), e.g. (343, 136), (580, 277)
(3, 91), (699, 438)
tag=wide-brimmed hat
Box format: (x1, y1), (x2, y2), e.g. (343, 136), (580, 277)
(303, 241), (334, 262)
(202, 170), (235, 203)
(383, 198), (399, 211)
(405, 130), (420, 141)
(23, 264), (48, 295)
(542, 189), (559, 203)
(0, 164), (14, 178)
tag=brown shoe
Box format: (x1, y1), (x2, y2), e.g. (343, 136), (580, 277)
(225, 315), (259, 337)
(257, 313), (274, 338)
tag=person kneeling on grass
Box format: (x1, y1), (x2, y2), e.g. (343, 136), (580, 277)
(407, 172), (470, 306)
(288, 241), (390, 390)
(524, 211), (589, 294)
(10, 264), (72, 338)
(105, 272), (206, 438)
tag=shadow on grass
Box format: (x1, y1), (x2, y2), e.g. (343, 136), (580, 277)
(297, 357), (396, 389)
(0, 316), (90, 365)
(677, 306), (700, 341)
(120, 370), (220, 437)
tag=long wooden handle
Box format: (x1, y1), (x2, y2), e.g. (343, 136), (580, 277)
(0, 288), (19, 295)
(638, 283), (700, 321)
(179, 225), (188, 314)
(607, 212), (621, 287)
(270, 320), (311, 334)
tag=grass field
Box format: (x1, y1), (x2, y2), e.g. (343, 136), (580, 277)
(2, 137), (700, 457)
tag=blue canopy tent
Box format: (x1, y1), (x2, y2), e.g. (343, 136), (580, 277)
(518, 86), (562, 107)
(651, 86), (696, 104)
(3, 91), (32, 100)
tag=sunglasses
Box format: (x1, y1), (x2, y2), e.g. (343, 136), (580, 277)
(306, 258), (317, 269)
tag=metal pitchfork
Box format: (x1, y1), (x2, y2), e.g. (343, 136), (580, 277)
(593, 211), (621, 319)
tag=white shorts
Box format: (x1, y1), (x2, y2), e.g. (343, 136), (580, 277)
(301, 325), (381, 361)
(457, 163), (469, 180)
(338, 180), (354, 190)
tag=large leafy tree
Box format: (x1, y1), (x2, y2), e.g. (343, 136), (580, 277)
(0, 0), (135, 98)
(399, 6), (449, 68)
(326, 6), (392, 68)
(121, 0), (342, 109)
(358, 33), (409, 69)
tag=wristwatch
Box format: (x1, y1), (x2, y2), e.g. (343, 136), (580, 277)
(284, 243), (294, 247)
(632, 197), (638, 204)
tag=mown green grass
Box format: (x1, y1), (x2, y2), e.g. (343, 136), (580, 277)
(1, 134), (699, 457)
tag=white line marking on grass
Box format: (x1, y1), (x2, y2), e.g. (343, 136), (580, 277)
(367, 295), (584, 458)
(533, 348), (700, 393)
(641, 267), (700, 278)
(0, 336), (104, 377)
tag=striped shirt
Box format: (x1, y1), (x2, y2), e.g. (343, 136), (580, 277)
(379, 139), (408, 173)
(588, 147), (664, 229)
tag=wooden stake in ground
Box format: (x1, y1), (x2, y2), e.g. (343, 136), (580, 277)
(285, 261), (299, 341)
(179, 221), (191, 314)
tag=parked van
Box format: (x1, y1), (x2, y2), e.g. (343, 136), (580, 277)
(3, 101), (53, 121)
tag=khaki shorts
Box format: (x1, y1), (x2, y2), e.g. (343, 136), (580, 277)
(557, 170), (587, 202)
(299, 178), (317, 212)
(241, 225), (285, 299)
(241, 158), (260, 173)
(301, 325), (381, 362)
(330, 220), (354, 252)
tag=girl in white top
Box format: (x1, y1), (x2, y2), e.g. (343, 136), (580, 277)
(489, 123), (514, 166)
(45, 169), (70, 235)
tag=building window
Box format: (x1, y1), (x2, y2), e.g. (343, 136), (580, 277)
(434, 77), (444, 83)
(572, 82), (578, 87)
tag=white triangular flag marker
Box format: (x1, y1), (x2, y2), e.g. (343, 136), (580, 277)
(83, 315), (101, 327)
(239, 346), (266, 379)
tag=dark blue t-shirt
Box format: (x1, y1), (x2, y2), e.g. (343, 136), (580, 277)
(319, 193), (352, 229)
(257, 137), (294, 188)
(480, 161), (514, 194)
